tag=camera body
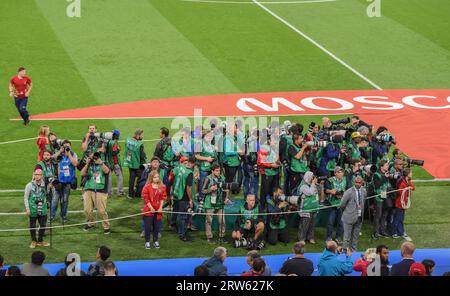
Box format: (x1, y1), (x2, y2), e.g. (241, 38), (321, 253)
(405, 158), (424, 167)
(331, 117), (350, 126)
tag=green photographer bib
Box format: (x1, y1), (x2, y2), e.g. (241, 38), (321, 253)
(123, 138), (142, 169)
(289, 144), (308, 173)
(267, 199), (287, 230)
(84, 165), (106, 191)
(204, 175), (225, 210)
(28, 182), (48, 218)
(199, 142), (217, 172)
(327, 177), (347, 206)
(239, 204), (260, 229)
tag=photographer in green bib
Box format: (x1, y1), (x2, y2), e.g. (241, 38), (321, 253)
(371, 159), (392, 239)
(266, 187), (289, 246)
(35, 150), (58, 222)
(81, 151), (111, 234)
(202, 164), (229, 244)
(172, 156), (196, 242)
(196, 129), (218, 203)
(324, 167), (347, 244)
(105, 129), (124, 198)
(279, 121), (295, 195)
(257, 132), (280, 210)
(242, 127), (259, 199)
(24, 169), (50, 248)
(232, 194), (265, 250)
(345, 132), (364, 164)
(154, 127), (175, 190)
(123, 129), (147, 199)
(223, 122), (245, 195)
(80, 125), (103, 170)
(288, 133), (308, 196)
(172, 127), (195, 167)
(297, 171), (321, 245)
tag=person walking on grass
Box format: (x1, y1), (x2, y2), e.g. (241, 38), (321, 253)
(9, 66), (32, 125)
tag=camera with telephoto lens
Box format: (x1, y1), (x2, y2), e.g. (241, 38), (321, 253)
(53, 139), (64, 150)
(217, 182), (239, 192)
(405, 158), (424, 167)
(36, 200), (44, 216)
(279, 195), (300, 206)
(331, 117), (350, 126)
(234, 238), (249, 248)
(196, 194), (205, 214)
(89, 152), (101, 162)
(363, 164), (377, 174)
(376, 132), (395, 144)
(255, 240), (266, 251)
(303, 140), (328, 148)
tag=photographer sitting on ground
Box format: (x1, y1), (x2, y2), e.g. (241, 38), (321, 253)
(81, 152), (111, 234)
(232, 194), (265, 250)
(266, 187), (289, 246)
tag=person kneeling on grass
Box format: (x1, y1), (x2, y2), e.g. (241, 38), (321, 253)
(231, 194), (265, 250)
(24, 169), (50, 248)
(142, 170), (167, 249)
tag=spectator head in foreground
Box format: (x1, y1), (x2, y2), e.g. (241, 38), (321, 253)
(251, 258), (266, 276)
(97, 246), (111, 262)
(422, 259), (435, 276)
(6, 266), (23, 276)
(32, 251), (46, 266)
(214, 247), (227, 263)
(400, 242), (415, 259)
(408, 263), (426, 276)
(293, 241), (306, 256)
(104, 261), (117, 276)
(246, 250), (261, 268)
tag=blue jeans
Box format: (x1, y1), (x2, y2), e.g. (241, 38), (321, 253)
(327, 208), (344, 240)
(14, 97), (29, 122)
(174, 200), (189, 238)
(51, 183), (71, 220)
(392, 208), (405, 236)
(198, 170), (210, 199)
(243, 164), (259, 199)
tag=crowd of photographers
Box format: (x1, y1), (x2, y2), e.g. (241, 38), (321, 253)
(27, 115), (423, 252)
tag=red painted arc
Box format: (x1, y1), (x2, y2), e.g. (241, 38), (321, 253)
(28, 89), (450, 178)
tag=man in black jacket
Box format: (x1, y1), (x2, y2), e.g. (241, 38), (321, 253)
(391, 242), (415, 276)
(278, 242), (314, 276)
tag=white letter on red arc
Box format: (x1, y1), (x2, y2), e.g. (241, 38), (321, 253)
(402, 95), (450, 109)
(300, 97), (354, 111)
(236, 97), (304, 112)
(353, 96), (404, 110)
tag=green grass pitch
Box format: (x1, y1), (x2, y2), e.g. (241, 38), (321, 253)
(0, 0), (449, 264)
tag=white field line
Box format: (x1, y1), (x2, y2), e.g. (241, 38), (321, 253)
(252, 0), (383, 90)
(181, 0), (337, 4)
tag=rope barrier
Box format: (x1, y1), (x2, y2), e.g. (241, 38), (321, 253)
(0, 187), (411, 233)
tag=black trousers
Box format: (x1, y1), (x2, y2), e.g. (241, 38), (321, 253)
(260, 174), (279, 209)
(128, 168), (141, 197)
(30, 215), (47, 242)
(267, 225), (289, 245)
(224, 165), (240, 194)
(289, 171), (304, 195)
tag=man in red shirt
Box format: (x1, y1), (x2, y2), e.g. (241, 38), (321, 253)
(9, 66), (32, 125)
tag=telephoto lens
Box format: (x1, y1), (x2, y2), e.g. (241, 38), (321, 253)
(234, 238), (248, 248)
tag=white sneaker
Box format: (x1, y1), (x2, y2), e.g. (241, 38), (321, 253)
(145, 242), (151, 249)
(140, 231), (144, 238)
(402, 234), (412, 242)
(154, 241), (160, 249)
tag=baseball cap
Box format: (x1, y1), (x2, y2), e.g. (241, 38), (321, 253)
(408, 263), (426, 276)
(112, 129), (120, 137)
(334, 166), (344, 173)
(151, 156), (160, 162)
(351, 132), (362, 139)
